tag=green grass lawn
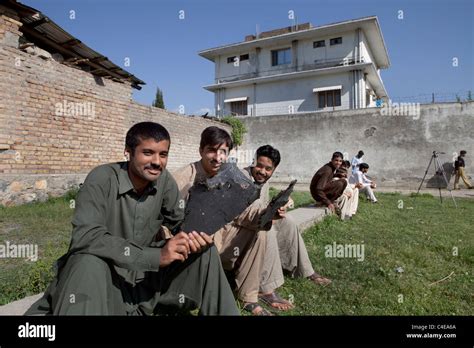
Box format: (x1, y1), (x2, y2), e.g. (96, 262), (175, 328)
(1, 190), (473, 315)
(273, 191), (474, 315)
(0, 192), (74, 305)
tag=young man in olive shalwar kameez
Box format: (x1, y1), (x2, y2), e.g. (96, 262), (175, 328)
(25, 122), (239, 316)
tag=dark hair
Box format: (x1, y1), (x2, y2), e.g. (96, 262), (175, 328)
(125, 122), (170, 155)
(358, 150), (364, 157)
(335, 167), (348, 177)
(359, 163), (369, 170)
(342, 160), (351, 168)
(199, 126), (233, 151)
(332, 151), (344, 160)
(256, 145), (281, 168)
(460, 150), (467, 155)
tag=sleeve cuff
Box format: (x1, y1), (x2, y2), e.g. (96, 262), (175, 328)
(142, 244), (164, 270)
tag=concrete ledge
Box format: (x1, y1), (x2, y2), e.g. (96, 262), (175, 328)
(0, 292), (43, 316)
(287, 205), (328, 231)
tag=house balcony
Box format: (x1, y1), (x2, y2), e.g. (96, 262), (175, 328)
(204, 57), (387, 100)
(215, 56), (366, 84)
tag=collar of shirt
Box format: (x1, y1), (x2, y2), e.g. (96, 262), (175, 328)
(326, 162), (337, 174)
(117, 162), (158, 196)
(244, 166), (265, 188)
(194, 160), (211, 183)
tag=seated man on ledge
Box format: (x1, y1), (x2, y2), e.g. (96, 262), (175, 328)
(252, 145), (332, 310)
(25, 122), (239, 316)
(333, 160), (361, 220)
(309, 151), (347, 213)
(173, 127), (270, 316)
(350, 162), (377, 203)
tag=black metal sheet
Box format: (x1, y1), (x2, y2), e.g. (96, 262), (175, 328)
(181, 163), (260, 235)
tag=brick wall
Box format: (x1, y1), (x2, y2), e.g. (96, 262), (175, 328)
(0, 9), (231, 205)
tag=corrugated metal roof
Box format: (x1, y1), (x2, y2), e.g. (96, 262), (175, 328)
(4, 0), (145, 89)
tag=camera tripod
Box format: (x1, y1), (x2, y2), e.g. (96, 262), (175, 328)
(415, 151), (457, 208)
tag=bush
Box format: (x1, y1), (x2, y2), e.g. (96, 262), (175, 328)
(221, 116), (247, 147)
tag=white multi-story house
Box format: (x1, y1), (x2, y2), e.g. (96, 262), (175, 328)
(198, 16), (390, 117)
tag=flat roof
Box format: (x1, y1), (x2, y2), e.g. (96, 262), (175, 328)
(199, 16), (390, 69)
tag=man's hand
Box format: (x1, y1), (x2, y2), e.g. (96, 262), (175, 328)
(355, 183), (364, 189)
(344, 191), (352, 198)
(274, 198), (294, 219)
(187, 231), (214, 254)
(371, 182), (377, 189)
(159, 232), (191, 267)
(327, 203), (336, 213)
(159, 231), (214, 267)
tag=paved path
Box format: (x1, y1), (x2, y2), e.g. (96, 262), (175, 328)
(0, 205), (328, 315)
(271, 182), (474, 199)
(0, 292), (43, 315)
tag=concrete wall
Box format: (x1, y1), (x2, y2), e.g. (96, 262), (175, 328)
(0, 11), (231, 206)
(238, 102), (474, 189)
(360, 30), (376, 65)
(216, 50), (254, 81)
(300, 30), (355, 66)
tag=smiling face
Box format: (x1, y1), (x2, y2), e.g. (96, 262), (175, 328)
(127, 137), (170, 189)
(331, 156), (343, 169)
(251, 155), (276, 184)
(199, 143), (229, 177)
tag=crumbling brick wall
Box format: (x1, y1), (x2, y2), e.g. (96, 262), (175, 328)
(0, 8), (230, 205)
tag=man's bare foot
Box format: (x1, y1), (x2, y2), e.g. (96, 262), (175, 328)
(308, 273), (332, 286)
(258, 292), (294, 311)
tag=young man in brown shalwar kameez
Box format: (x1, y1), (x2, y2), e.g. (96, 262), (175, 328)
(310, 151), (347, 213)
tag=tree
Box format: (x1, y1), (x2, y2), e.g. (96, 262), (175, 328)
(152, 87), (165, 109)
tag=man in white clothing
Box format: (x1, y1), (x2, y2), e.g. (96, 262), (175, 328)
(351, 150), (364, 174)
(334, 161), (361, 219)
(350, 162), (377, 203)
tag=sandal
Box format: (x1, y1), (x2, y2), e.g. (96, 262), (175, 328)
(242, 302), (275, 316)
(258, 292), (294, 311)
(308, 273), (332, 286)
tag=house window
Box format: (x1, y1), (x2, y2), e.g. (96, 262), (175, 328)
(271, 48), (291, 66)
(318, 90), (341, 108)
(313, 40), (325, 48)
(227, 54), (249, 64)
(330, 37), (343, 45)
(230, 100), (248, 115)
